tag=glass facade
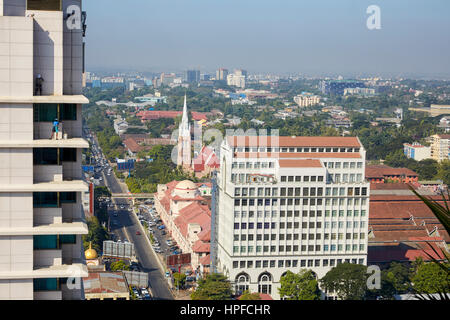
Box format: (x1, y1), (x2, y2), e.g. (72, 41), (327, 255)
(33, 104), (77, 122)
(33, 278), (58, 291)
(34, 148), (77, 165)
(27, 0), (62, 11)
(33, 192), (76, 207)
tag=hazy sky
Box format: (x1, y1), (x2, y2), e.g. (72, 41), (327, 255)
(83, 0), (450, 78)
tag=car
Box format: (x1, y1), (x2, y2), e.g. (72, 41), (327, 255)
(185, 270), (192, 276)
(120, 205), (125, 209)
(165, 271), (170, 277)
(136, 231), (141, 235)
(161, 230), (166, 235)
(186, 276), (195, 283)
(166, 240), (172, 245)
(172, 250), (180, 255)
(157, 225), (165, 230)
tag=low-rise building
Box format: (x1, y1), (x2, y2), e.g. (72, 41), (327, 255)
(154, 181), (211, 272)
(293, 93), (321, 107)
(365, 165), (419, 184)
(83, 272), (130, 300)
(403, 142), (431, 161)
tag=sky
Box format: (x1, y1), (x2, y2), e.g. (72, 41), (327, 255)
(83, 0), (450, 78)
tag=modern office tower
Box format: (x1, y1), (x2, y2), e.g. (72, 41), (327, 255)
(216, 68), (228, 81)
(0, 0), (89, 300)
(216, 136), (370, 299)
(186, 70), (200, 83)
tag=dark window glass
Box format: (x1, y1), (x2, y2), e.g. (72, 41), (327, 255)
(60, 192), (76, 203)
(33, 235), (57, 249)
(33, 192), (58, 208)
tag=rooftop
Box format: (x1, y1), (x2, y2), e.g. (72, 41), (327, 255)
(227, 136), (361, 148)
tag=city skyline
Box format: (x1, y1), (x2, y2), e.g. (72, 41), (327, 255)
(84, 0), (450, 78)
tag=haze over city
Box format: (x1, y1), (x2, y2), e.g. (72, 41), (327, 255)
(84, 0), (450, 78)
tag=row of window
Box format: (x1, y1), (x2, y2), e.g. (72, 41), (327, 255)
(33, 192), (77, 208)
(33, 235), (77, 250)
(232, 162), (275, 169)
(232, 147), (360, 153)
(234, 198), (367, 208)
(234, 209), (367, 218)
(232, 244), (365, 254)
(324, 162), (363, 169)
(232, 257), (365, 269)
(234, 197), (367, 207)
(280, 176), (324, 182)
(233, 232), (366, 241)
(234, 187), (367, 197)
(233, 221), (366, 230)
(33, 104), (77, 122)
(34, 148), (77, 165)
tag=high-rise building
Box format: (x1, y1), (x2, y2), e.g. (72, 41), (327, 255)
(177, 95), (191, 168)
(216, 68), (228, 81)
(0, 0), (89, 300)
(430, 134), (450, 162)
(227, 70), (247, 88)
(216, 136), (369, 299)
(186, 70), (200, 83)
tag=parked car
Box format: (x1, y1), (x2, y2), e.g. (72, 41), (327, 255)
(157, 225), (165, 230)
(165, 271), (170, 278)
(136, 231), (141, 235)
(161, 230), (166, 235)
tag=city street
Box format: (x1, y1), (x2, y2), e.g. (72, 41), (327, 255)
(88, 132), (173, 300)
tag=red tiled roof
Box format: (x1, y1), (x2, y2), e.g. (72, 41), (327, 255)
(174, 202), (211, 239)
(366, 165), (418, 178)
(192, 240), (210, 253)
(199, 254), (210, 266)
(279, 159), (323, 168)
(123, 138), (143, 153)
(137, 110), (208, 121)
(368, 241), (446, 263)
(193, 146), (220, 172)
(227, 136), (361, 148)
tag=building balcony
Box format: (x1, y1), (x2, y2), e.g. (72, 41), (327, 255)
(0, 263), (88, 280)
(34, 249), (62, 268)
(0, 219), (87, 236)
(34, 165), (63, 183)
(0, 138), (89, 149)
(0, 179), (88, 193)
(0, 95), (88, 105)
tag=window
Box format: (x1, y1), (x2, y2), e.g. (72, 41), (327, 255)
(59, 234), (76, 244)
(34, 235), (58, 249)
(60, 192), (76, 203)
(33, 278), (58, 291)
(33, 192), (58, 208)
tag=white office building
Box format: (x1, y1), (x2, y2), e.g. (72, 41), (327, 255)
(0, 0), (89, 300)
(216, 136), (369, 299)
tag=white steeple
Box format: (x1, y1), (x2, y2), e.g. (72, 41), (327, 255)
(177, 93), (191, 167)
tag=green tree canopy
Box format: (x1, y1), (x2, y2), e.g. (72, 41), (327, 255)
(278, 270), (321, 300)
(411, 261), (450, 295)
(190, 273), (232, 300)
(320, 263), (368, 300)
(110, 260), (130, 271)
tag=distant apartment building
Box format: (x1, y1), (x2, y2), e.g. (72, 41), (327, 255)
(293, 93), (321, 107)
(403, 142), (431, 161)
(430, 134), (450, 162)
(227, 69), (247, 88)
(216, 68), (229, 81)
(100, 77), (126, 89)
(320, 80), (365, 95)
(160, 73), (177, 86)
(0, 0), (89, 300)
(343, 87), (376, 96)
(216, 136), (369, 299)
(186, 70), (200, 83)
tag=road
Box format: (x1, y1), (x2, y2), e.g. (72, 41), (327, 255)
(87, 131), (174, 300)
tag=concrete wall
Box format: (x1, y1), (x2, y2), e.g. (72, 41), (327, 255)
(0, 235), (33, 272)
(0, 279), (33, 300)
(33, 208), (62, 225)
(0, 193), (33, 228)
(34, 165), (63, 183)
(0, 104), (33, 141)
(28, 10), (63, 95)
(34, 249), (62, 267)
(0, 148), (33, 185)
(0, 16), (33, 96)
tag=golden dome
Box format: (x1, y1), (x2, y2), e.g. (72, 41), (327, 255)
(85, 242), (98, 260)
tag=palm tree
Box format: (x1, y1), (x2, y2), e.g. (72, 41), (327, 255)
(408, 185), (450, 300)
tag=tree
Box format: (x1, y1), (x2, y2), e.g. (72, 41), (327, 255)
(190, 273), (232, 300)
(110, 260), (130, 271)
(239, 290), (261, 300)
(438, 160), (450, 185)
(411, 260), (450, 296)
(320, 263), (368, 300)
(82, 216), (109, 253)
(173, 272), (187, 289)
(278, 270), (321, 300)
